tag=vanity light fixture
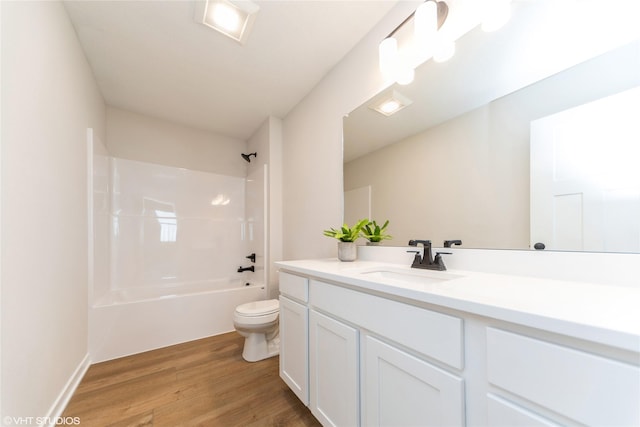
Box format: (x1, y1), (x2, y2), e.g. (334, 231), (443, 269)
(379, 0), (449, 85)
(369, 90), (413, 117)
(379, 0), (513, 83)
(196, 0), (259, 45)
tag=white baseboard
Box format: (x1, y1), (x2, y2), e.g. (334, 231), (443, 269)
(41, 353), (91, 427)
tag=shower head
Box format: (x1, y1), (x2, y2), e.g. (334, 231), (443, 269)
(241, 152), (257, 163)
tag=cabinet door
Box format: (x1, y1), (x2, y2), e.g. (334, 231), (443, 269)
(309, 310), (359, 427)
(362, 335), (464, 427)
(279, 296), (309, 405)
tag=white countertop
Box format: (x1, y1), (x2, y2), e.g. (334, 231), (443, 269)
(276, 258), (640, 353)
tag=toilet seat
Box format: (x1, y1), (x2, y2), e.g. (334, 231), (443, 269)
(235, 299), (279, 317)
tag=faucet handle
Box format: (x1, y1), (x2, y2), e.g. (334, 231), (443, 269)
(433, 252), (452, 270)
(407, 251), (423, 267)
(434, 251), (452, 260)
(434, 251), (452, 257)
(406, 250), (421, 259)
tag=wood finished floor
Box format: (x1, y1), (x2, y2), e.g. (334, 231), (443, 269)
(63, 332), (321, 427)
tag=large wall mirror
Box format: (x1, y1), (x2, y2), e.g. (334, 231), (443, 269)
(343, 0), (640, 253)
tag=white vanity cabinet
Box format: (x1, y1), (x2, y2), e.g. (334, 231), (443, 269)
(309, 278), (465, 426)
(280, 271), (466, 427)
(278, 263), (640, 427)
(279, 272), (309, 405)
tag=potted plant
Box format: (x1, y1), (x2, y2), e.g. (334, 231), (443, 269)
(361, 220), (392, 245)
(323, 218), (369, 261)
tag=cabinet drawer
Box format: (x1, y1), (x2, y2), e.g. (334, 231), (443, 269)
(279, 271), (308, 303)
(487, 394), (560, 426)
(487, 328), (640, 426)
(310, 280), (463, 369)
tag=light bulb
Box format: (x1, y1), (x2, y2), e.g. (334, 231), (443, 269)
(211, 3), (241, 32)
(415, 1), (438, 50)
(379, 37), (398, 80)
(380, 100), (402, 114)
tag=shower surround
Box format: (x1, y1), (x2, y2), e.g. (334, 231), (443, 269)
(90, 152), (266, 362)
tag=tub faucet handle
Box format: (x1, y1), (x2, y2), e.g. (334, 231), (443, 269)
(246, 253), (256, 263)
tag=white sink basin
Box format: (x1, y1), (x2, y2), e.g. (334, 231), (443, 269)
(357, 267), (462, 287)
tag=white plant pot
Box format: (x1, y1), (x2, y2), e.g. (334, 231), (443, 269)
(338, 241), (357, 262)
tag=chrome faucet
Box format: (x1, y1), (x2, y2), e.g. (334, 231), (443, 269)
(408, 240), (450, 271)
(237, 265), (255, 273)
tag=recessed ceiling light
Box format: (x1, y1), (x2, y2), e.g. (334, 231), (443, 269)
(195, 0), (259, 45)
(211, 3), (241, 32)
(369, 90), (413, 117)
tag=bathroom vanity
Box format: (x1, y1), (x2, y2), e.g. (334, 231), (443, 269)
(276, 258), (640, 426)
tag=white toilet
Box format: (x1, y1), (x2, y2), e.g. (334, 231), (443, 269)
(233, 299), (280, 362)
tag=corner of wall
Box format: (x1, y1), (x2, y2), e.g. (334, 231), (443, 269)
(42, 354), (91, 427)
(280, 2), (417, 261)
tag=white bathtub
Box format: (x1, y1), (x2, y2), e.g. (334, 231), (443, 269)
(90, 279), (266, 362)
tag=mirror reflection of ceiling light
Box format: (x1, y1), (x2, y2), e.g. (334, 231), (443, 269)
(196, 0), (259, 45)
(369, 90), (413, 117)
(380, 100), (402, 114)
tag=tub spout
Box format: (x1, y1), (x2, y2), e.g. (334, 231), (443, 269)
(237, 265), (255, 273)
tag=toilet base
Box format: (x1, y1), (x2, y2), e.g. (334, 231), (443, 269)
(241, 333), (280, 362)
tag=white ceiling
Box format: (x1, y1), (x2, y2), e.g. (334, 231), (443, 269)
(63, 0), (398, 140)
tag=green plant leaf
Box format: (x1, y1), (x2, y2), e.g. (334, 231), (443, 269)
(323, 218), (369, 242)
(361, 219), (392, 242)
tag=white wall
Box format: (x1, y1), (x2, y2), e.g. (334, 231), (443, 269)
(1, 0), (105, 420)
(106, 106), (246, 177)
(282, 3), (419, 261)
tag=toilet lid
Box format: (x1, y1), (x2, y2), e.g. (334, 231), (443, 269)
(235, 299), (279, 316)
